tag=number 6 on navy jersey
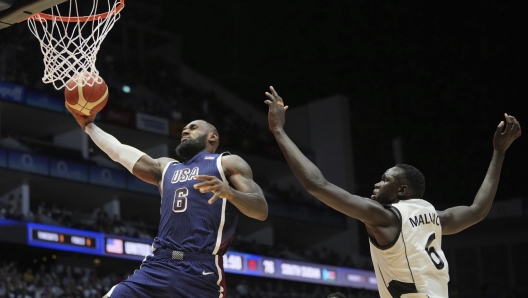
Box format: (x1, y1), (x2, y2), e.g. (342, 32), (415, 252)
(173, 187), (188, 212)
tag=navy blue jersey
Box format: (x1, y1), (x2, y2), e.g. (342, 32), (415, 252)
(153, 151), (240, 256)
(107, 254), (226, 298)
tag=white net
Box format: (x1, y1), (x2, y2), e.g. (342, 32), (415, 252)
(27, 0), (124, 90)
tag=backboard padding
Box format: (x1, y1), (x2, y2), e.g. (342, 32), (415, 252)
(0, 0), (66, 29)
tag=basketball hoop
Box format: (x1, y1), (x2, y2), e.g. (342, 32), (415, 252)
(27, 0), (125, 90)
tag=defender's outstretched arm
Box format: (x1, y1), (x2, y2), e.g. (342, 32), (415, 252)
(438, 114), (521, 235)
(264, 87), (394, 229)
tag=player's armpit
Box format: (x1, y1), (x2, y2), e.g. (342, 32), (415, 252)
(437, 206), (485, 235)
(132, 156), (175, 188)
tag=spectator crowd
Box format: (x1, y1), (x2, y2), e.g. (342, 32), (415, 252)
(0, 261), (378, 298)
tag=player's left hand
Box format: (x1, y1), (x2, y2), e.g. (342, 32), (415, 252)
(194, 175), (233, 204)
(493, 113), (521, 154)
(264, 86), (289, 133)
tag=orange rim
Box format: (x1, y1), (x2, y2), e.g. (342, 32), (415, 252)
(29, 0), (124, 22)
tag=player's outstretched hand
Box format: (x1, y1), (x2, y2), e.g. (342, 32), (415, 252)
(65, 102), (96, 131)
(493, 113), (521, 154)
(264, 86), (289, 133)
(194, 175), (233, 204)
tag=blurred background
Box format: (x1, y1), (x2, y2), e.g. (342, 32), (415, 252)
(0, 0), (526, 297)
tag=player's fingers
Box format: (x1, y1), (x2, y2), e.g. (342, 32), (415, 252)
(508, 116), (517, 130)
(198, 186), (217, 193)
(496, 121), (505, 134)
(193, 181), (211, 189)
(269, 87), (284, 105)
(270, 86), (283, 102)
(194, 179), (218, 189)
(504, 113), (513, 129)
(194, 175), (213, 181)
(284, 106), (289, 111)
(265, 91), (285, 108)
(270, 86), (279, 97)
(65, 103), (83, 117)
(505, 119), (519, 137)
(265, 92), (276, 102)
(64, 102), (75, 114)
(511, 117), (519, 128)
(264, 100), (272, 105)
(512, 123), (521, 137)
(193, 183), (205, 190)
(208, 193), (221, 204)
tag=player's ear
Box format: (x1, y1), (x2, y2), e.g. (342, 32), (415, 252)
(398, 184), (408, 197)
(208, 132), (219, 143)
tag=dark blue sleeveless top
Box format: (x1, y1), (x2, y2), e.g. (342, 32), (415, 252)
(152, 151), (239, 255)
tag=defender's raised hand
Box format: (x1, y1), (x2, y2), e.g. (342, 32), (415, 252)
(494, 113), (521, 154)
(264, 86), (289, 133)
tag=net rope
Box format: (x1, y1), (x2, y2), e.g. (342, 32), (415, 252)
(27, 0), (123, 90)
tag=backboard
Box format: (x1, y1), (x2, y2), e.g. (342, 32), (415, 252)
(0, 0), (66, 30)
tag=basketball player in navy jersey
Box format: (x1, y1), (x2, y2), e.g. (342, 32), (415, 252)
(65, 105), (268, 298)
(264, 86), (521, 297)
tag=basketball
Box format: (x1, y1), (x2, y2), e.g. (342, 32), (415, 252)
(64, 73), (109, 116)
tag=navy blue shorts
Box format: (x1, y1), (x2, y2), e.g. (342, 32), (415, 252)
(106, 250), (226, 298)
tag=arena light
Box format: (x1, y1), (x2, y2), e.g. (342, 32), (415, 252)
(122, 85), (131, 93)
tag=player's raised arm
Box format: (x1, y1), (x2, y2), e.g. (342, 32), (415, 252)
(194, 155), (268, 221)
(264, 87), (395, 229)
(65, 104), (170, 188)
(438, 113), (521, 235)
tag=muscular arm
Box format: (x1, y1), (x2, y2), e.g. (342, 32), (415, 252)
(194, 155), (268, 221)
(222, 155), (268, 220)
(132, 156), (175, 188)
(438, 114), (521, 235)
(264, 87), (395, 229)
(272, 129), (395, 227)
(65, 104), (172, 189)
(438, 151), (505, 235)
(86, 124), (174, 188)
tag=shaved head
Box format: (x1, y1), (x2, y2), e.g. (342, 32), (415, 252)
(192, 120), (218, 136)
(204, 121), (218, 136)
